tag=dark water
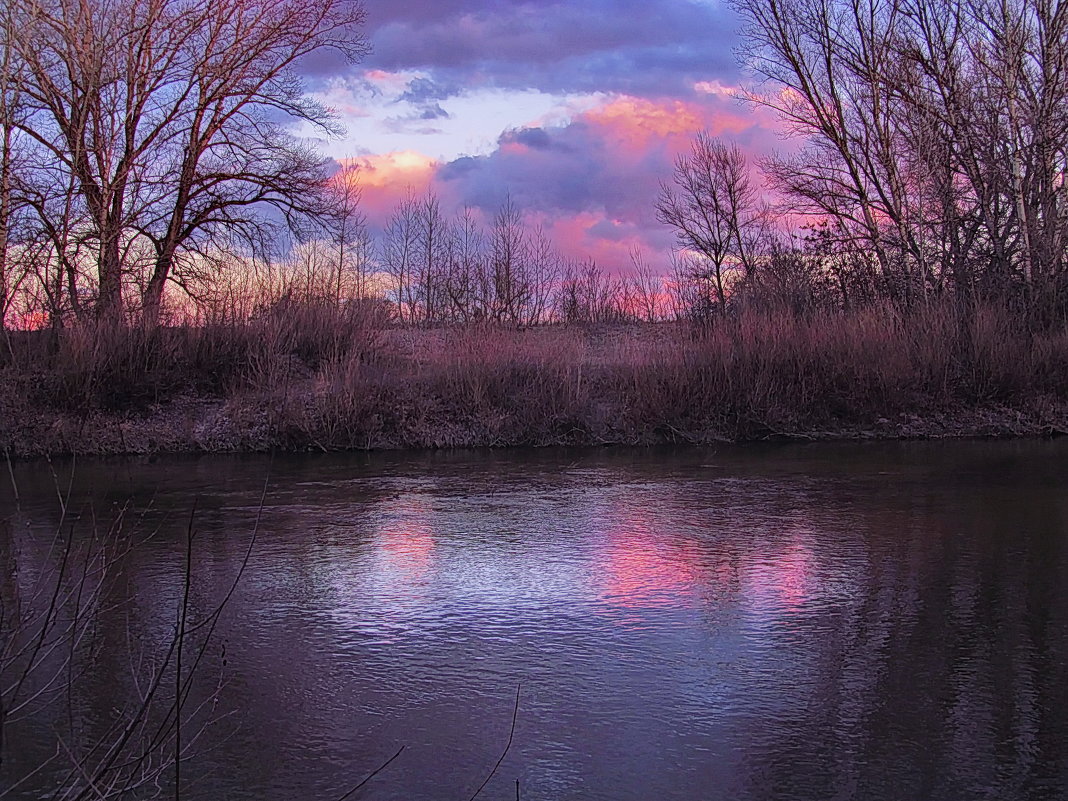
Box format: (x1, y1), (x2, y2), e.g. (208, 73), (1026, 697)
(2, 441), (1068, 800)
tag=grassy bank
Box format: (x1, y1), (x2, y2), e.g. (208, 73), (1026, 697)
(3, 302), (1068, 456)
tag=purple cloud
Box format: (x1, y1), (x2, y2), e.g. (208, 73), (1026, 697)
(360, 0), (742, 98)
(425, 93), (780, 269)
(326, 2), (790, 273)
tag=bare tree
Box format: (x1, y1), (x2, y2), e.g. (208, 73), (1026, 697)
(556, 259), (626, 324)
(628, 247), (662, 323)
(442, 207), (490, 324)
(525, 225), (561, 325)
(6, 0), (368, 323)
(490, 197), (531, 325)
(733, 0), (1068, 309)
(381, 191), (420, 324)
(324, 162), (370, 306)
(919, 0), (1068, 300)
(414, 192), (451, 324)
(656, 133), (762, 313)
(733, 0), (917, 301)
(0, 5), (15, 329)
(0, 2), (32, 331)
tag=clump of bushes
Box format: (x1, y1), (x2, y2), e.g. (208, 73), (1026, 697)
(3, 300), (1068, 454)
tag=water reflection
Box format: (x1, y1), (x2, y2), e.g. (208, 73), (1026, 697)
(373, 494), (437, 584)
(2, 442), (1068, 800)
(741, 534), (818, 620)
(598, 506), (705, 613)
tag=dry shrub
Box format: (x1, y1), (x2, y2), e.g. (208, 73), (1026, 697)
(601, 302), (1068, 439)
(290, 327), (594, 448)
(4, 299), (1068, 452)
(6, 297), (387, 414)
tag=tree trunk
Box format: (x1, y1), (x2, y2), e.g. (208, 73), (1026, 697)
(142, 252), (173, 328)
(143, 275), (166, 327)
(96, 232), (124, 322)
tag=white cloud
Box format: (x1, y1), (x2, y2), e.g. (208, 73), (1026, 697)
(310, 71), (600, 161)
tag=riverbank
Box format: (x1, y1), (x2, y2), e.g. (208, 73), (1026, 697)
(5, 397), (1068, 457)
(4, 303), (1068, 456)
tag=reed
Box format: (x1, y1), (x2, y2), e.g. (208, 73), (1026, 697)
(3, 299), (1067, 454)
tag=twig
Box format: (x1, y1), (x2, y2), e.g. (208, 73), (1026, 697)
(333, 744), (406, 801)
(67, 474), (268, 800)
(4, 447), (17, 504)
(468, 684), (521, 801)
(175, 502), (198, 801)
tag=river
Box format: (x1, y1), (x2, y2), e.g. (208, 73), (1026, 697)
(2, 441), (1067, 800)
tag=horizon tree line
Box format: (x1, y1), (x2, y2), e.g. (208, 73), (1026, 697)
(3, 0), (1068, 331)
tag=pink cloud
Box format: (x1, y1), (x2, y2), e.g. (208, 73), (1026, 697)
(537, 212), (646, 269)
(353, 92), (789, 275)
(339, 150), (445, 223)
(581, 94), (780, 160)
(361, 68), (414, 93)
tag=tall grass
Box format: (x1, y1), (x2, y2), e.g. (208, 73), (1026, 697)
(1, 298), (388, 412)
(3, 300), (1067, 454)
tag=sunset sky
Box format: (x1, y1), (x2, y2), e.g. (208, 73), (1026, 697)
(302, 0), (786, 270)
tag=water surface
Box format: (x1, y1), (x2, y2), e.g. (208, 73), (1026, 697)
(2, 441), (1068, 800)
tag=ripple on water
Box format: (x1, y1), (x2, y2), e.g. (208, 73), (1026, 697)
(4, 441), (1068, 801)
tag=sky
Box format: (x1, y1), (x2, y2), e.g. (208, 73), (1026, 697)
(303, 0), (786, 271)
